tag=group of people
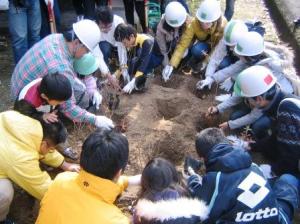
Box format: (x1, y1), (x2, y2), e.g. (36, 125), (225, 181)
(1, 0), (300, 223)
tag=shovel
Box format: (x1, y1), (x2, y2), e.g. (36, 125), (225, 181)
(47, 1), (57, 33)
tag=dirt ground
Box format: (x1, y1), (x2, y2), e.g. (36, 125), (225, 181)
(0, 0), (299, 223)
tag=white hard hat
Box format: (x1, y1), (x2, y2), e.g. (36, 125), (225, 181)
(196, 0), (221, 23)
(223, 20), (248, 46)
(165, 2), (187, 27)
(234, 31), (264, 57)
(234, 65), (277, 97)
(73, 19), (101, 52)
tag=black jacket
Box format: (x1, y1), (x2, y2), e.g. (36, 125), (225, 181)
(188, 143), (282, 223)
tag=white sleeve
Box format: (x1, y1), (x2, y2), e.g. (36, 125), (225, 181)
(217, 95), (243, 113)
(213, 60), (247, 83)
(92, 45), (110, 75)
(205, 40), (228, 78)
(228, 108), (264, 130)
(116, 42), (128, 67)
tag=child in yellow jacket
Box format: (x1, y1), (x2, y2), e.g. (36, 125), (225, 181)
(0, 111), (79, 223)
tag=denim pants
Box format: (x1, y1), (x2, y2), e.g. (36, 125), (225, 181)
(191, 42), (210, 61)
(99, 41), (114, 65)
(225, 0), (235, 21)
(273, 174), (300, 222)
(40, 0), (61, 38)
(8, 0), (41, 63)
(218, 55), (238, 71)
(230, 103), (272, 139)
(129, 48), (163, 76)
(145, 53), (163, 74)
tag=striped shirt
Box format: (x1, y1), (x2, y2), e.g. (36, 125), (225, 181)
(11, 34), (96, 124)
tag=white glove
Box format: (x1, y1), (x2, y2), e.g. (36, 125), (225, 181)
(196, 77), (214, 90)
(123, 78), (136, 94)
(220, 78), (233, 92)
(92, 91), (102, 110)
(122, 69), (130, 84)
(95, 116), (114, 130)
(128, 174), (141, 186)
(162, 65), (173, 82)
(44, 0), (54, 7)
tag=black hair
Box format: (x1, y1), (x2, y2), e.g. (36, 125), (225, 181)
(140, 157), (187, 201)
(80, 130), (129, 180)
(253, 84), (277, 101)
(195, 128), (228, 158)
(243, 53), (266, 65)
(162, 19), (185, 35)
(62, 30), (79, 42)
(95, 6), (114, 24)
(40, 119), (68, 146)
(114, 23), (137, 42)
(39, 73), (72, 101)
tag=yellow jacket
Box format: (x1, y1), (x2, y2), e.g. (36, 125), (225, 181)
(170, 16), (227, 68)
(0, 111), (64, 200)
(36, 170), (130, 224)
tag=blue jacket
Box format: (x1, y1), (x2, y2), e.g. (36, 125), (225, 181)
(188, 143), (285, 223)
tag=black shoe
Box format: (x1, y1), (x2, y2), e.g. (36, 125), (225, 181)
(184, 156), (203, 174)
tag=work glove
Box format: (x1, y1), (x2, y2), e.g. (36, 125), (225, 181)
(123, 78), (136, 94)
(122, 69), (130, 85)
(92, 91), (102, 110)
(215, 94), (231, 102)
(220, 78), (233, 92)
(95, 115), (114, 130)
(44, 0), (54, 7)
(162, 65), (173, 82)
(196, 77), (214, 90)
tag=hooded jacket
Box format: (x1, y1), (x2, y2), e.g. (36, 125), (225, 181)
(0, 111), (64, 200)
(36, 170), (129, 224)
(156, 15), (189, 66)
(188, 143), (284, 223)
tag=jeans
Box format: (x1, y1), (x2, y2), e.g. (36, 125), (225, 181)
(230, 104), (272, 139)
(225, 0), (235, 21)
(0, 179), (14, 221)
(218, 55), (238, 70)
(145, 53), (163, 74)
(99, 41), (113, 65)
(273, 174), (300, 222)
(8, 0), (41, 63)
(40, 0), (61, 38)
(191, 42), (210, 61)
